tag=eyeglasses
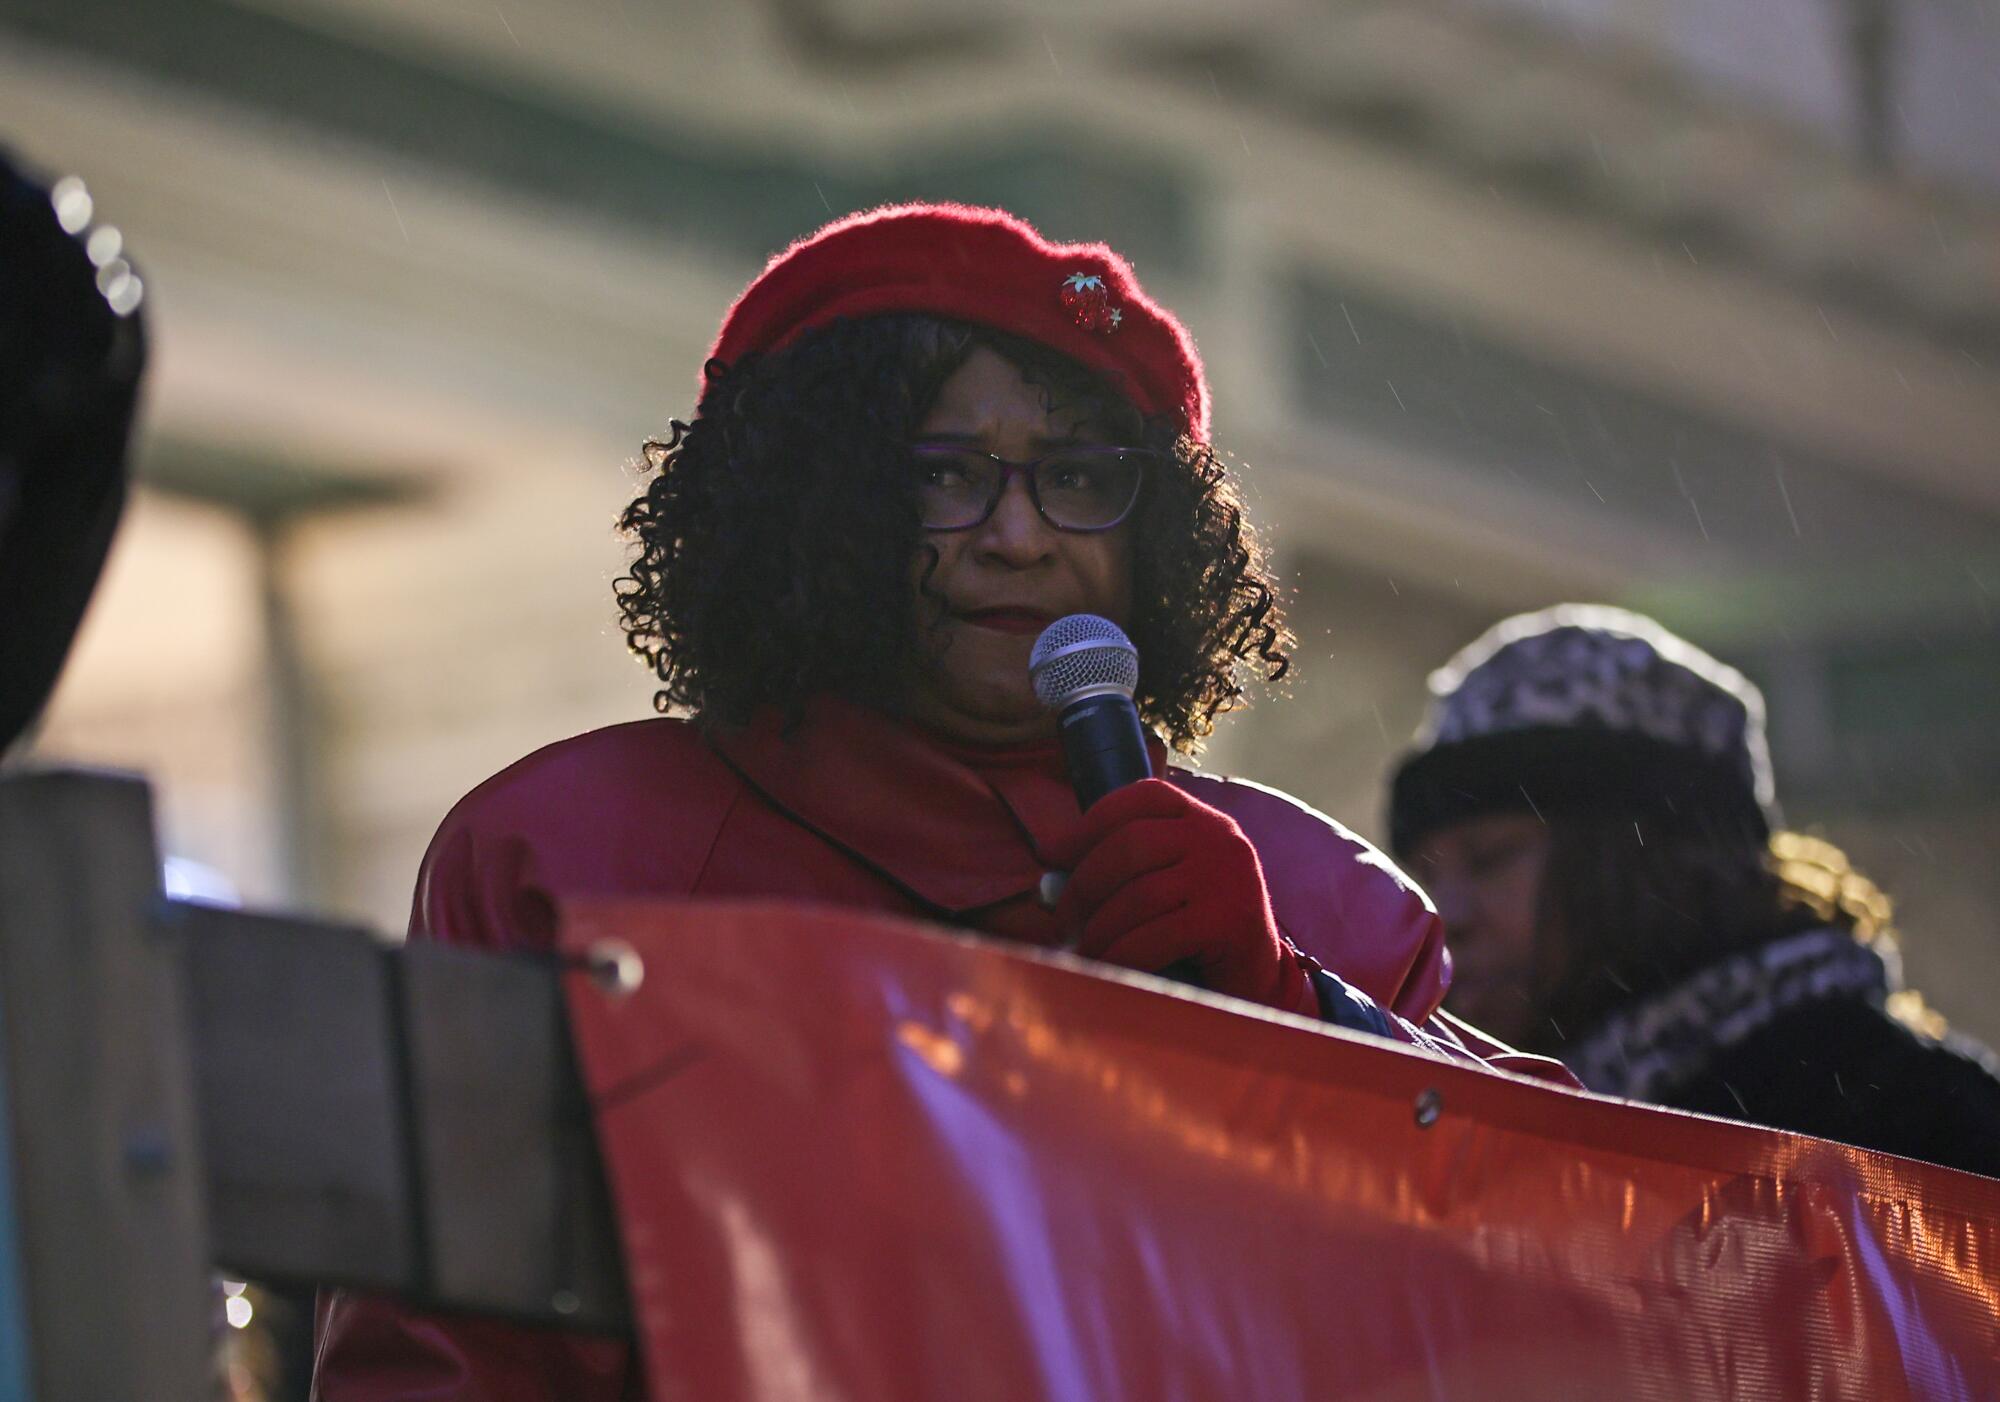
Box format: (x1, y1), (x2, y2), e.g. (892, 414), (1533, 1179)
(911, 443), (1152, 533)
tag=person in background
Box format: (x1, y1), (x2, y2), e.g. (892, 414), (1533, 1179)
(1388, 603), (2000, 1176)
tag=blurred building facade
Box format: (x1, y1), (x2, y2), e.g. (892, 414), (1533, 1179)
(5, 0), (1999, 1042)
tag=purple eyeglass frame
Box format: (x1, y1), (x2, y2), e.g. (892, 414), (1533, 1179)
(911, 443), (1153, 533)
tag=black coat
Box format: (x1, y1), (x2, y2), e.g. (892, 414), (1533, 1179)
(1660, 996), (2000, 1180)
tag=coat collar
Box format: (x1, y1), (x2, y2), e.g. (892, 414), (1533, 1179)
(1563, 927), (1889, 1100)
(705, 696), (1168, 916)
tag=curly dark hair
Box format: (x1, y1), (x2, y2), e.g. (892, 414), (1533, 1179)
(614, 314), (1289, 752)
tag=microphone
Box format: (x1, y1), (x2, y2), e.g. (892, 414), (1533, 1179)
(1029, 616), (1205, 986)
(1030, 614), (1150, 809)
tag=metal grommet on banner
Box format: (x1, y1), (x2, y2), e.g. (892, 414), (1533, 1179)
(1036, 871), (1068, 910)
(1413, 1088), (1443, 1128)
(585, 938), (644, 997)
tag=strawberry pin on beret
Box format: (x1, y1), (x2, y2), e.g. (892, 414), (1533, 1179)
(706, 202), (1210, 442)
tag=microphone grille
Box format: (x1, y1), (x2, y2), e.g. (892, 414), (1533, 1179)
(1030, 614), (1140, 710)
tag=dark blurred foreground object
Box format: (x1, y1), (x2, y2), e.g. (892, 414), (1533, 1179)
(0, 148), (144, 752)
(1390, 604), (2000, 1178)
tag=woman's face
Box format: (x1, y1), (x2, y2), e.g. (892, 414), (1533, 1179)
(905, 345), (1134, 746)
(1409, 811), (1557, 1047)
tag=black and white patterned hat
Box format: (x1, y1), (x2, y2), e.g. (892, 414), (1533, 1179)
(1387, 605), (1776, 857)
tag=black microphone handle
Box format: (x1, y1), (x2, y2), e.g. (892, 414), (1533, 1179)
(1053, 693), (1206, 987)
(1049, 693), (1208, 987)
(1057, 692), (1153, 810)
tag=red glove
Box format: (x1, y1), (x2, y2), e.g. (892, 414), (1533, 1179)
(1043, 779), (1320, 1017)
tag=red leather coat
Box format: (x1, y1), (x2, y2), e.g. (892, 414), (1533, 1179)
(313, 699), (1490, 1401)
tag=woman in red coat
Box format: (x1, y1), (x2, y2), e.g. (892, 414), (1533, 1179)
(314, 204), (1518, 1401)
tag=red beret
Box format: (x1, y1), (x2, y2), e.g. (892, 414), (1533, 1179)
(706, 202), (1209, 442)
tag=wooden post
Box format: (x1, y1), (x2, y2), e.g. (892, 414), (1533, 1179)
(0, 765), (631, 1397)
(176, 902), (420, 1292)
(402, 943), (628, 1329)
(0, 770), (212, 1401)
(178, 908), (629, 1328)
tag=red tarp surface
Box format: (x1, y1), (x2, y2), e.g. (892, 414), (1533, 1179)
(559, 899), (2000, 1402)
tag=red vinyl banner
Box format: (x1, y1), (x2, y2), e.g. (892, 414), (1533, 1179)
(559, 899), (2000, 1402)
